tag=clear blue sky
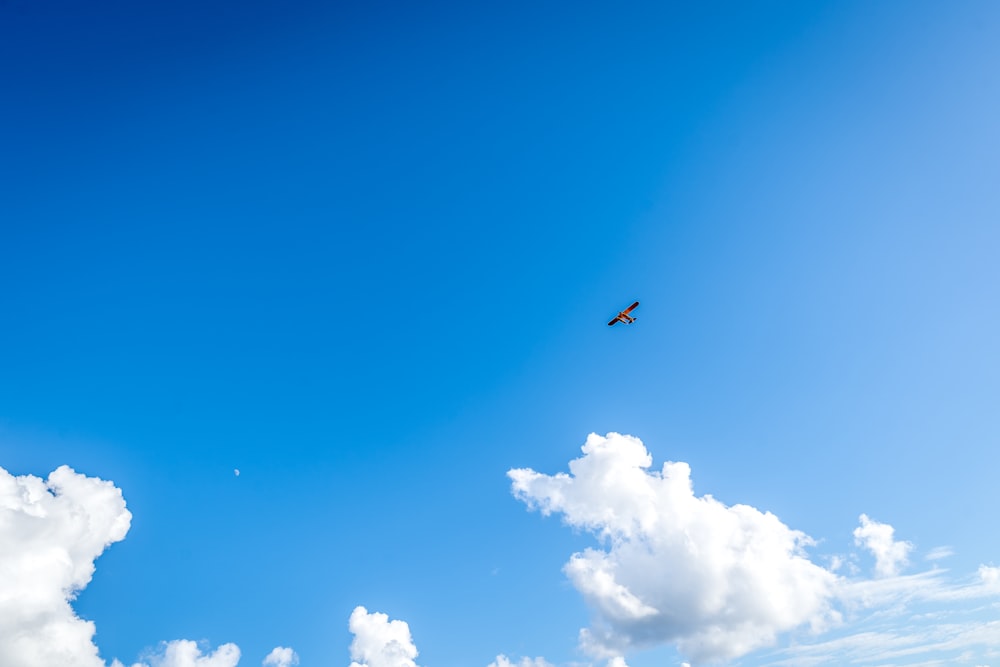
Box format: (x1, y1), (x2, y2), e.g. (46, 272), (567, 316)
(3, 1), (999, 666)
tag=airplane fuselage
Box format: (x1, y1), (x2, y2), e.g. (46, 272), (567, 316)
(608, 300), (639, 326)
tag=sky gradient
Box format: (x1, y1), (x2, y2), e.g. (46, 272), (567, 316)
(3, 2), (1000, 666)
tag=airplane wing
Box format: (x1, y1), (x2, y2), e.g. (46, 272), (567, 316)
(622, 301), (639, 315)
(608, 317), (620, 326)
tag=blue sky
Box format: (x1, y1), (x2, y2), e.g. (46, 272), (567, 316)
(2, 2), (1000, 666)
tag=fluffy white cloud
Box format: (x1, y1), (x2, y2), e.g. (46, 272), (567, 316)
(114, 642), (297, 667)
(262, 647), (299, 667)
(853, 514), (913, 577)
(487, 655), (555, 667)
(348, 617), (557, 667)
(0, 465), (132, 667)
(127, 641), (241, 667)
(349, 606), (420, 667)
(510, 433), (1000, 666)
(0, 464), (298, 667)
(980, 565), (1000, 588)
(509, 433), (838, 665)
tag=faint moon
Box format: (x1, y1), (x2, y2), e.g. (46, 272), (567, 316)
(234, 469), (240, 477)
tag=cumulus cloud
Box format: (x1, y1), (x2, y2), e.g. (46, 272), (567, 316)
(262, 647), (299, 667)
(109, 641), (295, 667)
(349, 606), (420, 667)
(509, 433), (1000, 666)
(509, 433), (839, 664)
(979, 565), (1000, 590)
(125, 641), (241, 667)
(0, 463), (299, 667)
(347, 616), (558, 667)
(487, 656), (555, 667)
(853, 514), (913, 577)
(0, 464), (132, 667)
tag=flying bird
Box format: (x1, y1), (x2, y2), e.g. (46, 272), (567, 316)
(608, 301), (639, 326)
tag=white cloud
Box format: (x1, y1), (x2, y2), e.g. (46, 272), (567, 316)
(0, 464), (299, 667)
(130, 641), (241, 667)
(509, 433), (1000, 666)
(926, 546), (955, 561)
(262, 647), (299, 667)
(487, 656), (555, 667)
(836, 562), (1000, 611)
(509, 433), (839, 664)
(769, 619), (1000, 666)
(349, 606), (420, 667)
(7, 450), (998, 667)
(115, 642), (297, 667)
(980, 566), (1000, 588)
(0, 464), (132, 667)
(853, 514), (913, 577)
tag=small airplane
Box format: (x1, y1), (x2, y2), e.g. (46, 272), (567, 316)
(608, 301), (639, 326)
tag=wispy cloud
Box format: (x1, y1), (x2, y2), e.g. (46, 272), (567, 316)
(926, 546), (956, 561)
(770, 618), (1000, 666)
